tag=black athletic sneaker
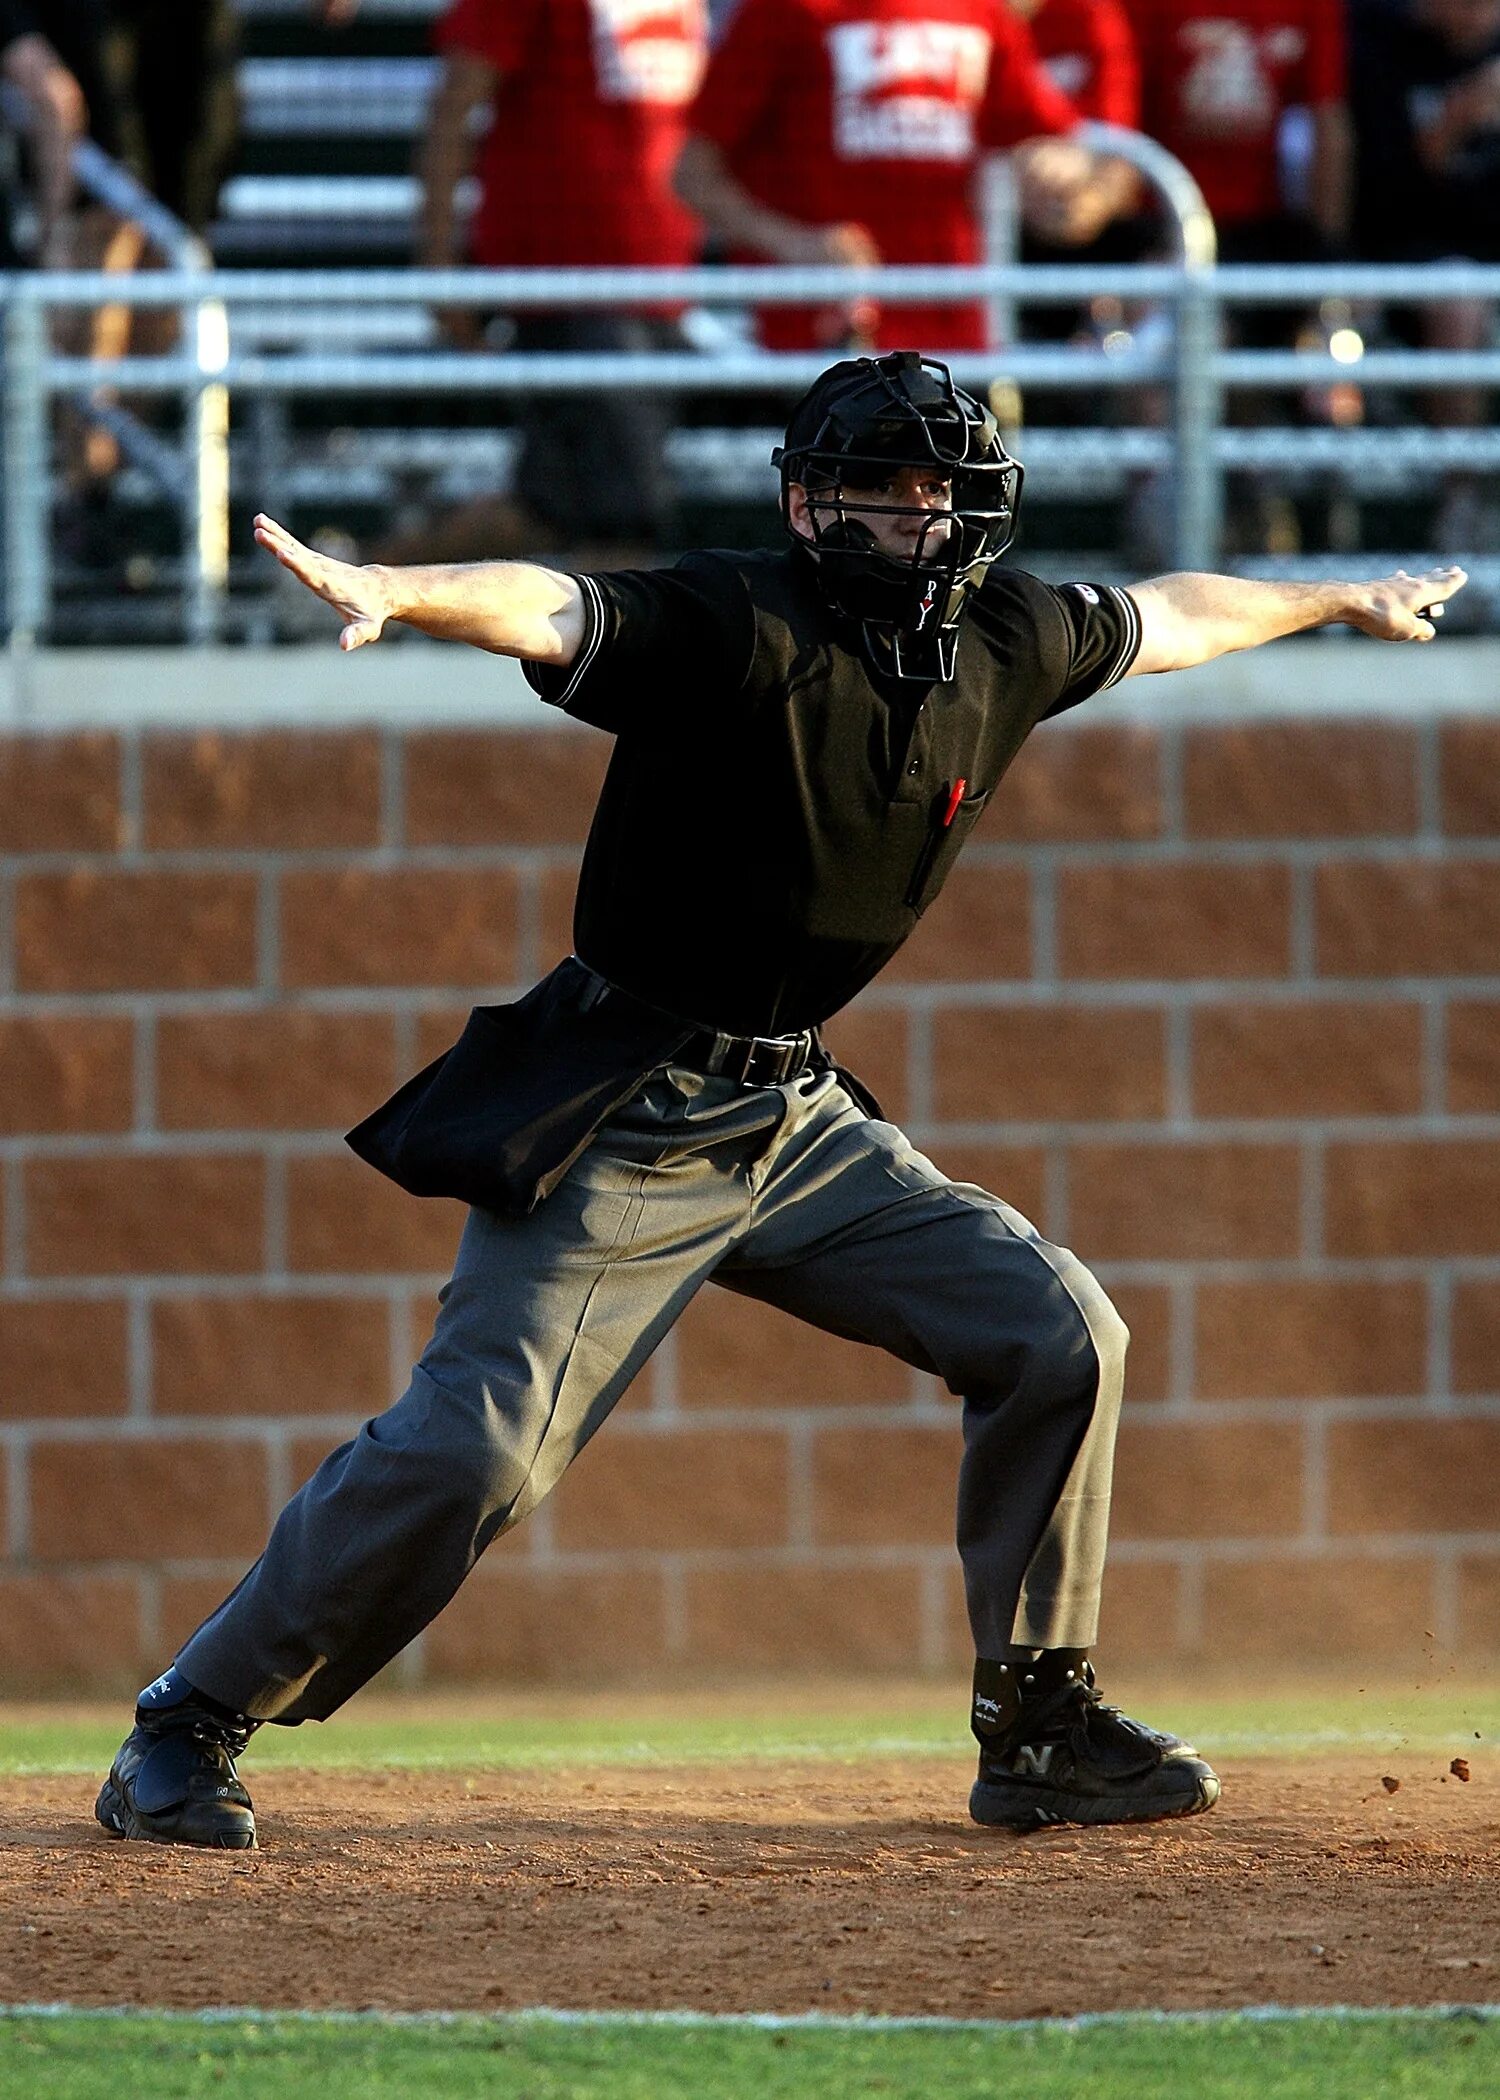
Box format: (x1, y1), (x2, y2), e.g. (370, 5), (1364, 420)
(95, 1668), (258, 1849)
(968, 1652), (1219, 1832)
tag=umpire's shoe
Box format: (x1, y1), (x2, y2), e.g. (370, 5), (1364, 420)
(95, 1668), (258, 1849)
(968, 1650), (1219, 1832)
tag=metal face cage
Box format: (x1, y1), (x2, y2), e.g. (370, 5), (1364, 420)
(773, 354), (1024, 680)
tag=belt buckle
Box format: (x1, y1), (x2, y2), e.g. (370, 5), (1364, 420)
(742, 1039), (776, 1087)
(750, 1035), (803, 1087)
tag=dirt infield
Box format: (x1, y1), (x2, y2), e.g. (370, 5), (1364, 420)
(2, 1756), (1495, 2019)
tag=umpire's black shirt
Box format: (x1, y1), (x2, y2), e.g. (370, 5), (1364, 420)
(526, 545), (1141, 1036)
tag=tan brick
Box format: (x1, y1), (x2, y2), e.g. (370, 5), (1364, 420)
(287, 1425), (360, 1492)
(1111, 1421), (1304, 1539)
(1325, 1140), (1500, 1257)
(142, 730), (382, 848)
(685, 1563), (923, 1671)
(1095, 1558), (1184, 1658)
(990, 724), (1162, 843)
(820, 1004), (911, 1123)
(1446, 1001), (1500, 1112)
(27, 1154), (265, 1276)
(887, 865), (1032, 981)
(1193, 1001), (1423, 1119)
(535, 862), (582, 970)
(0, 1574), (146, 1690)
(1326, 1418), (1500, 1534)
(0, 733), (121, 851)
(0, 1014), (134, 1134)
(1195, 1279), (1427, 1401)
(1109, 1280), (1172, 1403)
(156, 1009), (397, 1131)
(152, 1294), (391, 1417)
(413, 1003), (475, 1068)
(404, 729), (609, 846)
(1440, 721), (1500, 836)
(287, 1154), (464, 1273)
(0, 1299), (129, 1419)
(920, 1142), (1050, 1233)
(281, 867), (519, 990)
(426, 1566), (669, 1681)
(552, 1426), (790, 1551)
(676, 1288), (910, 1411)
(160, 1574), (239, 1653)
(933, 1005), (1166, 1123)
(29, 1436), (271, 1560)
(1201, 1555), (1437, 1660)
(1059, 863), (1293, 980)
(1316, 862), (1500, 977)
(1452, 1280), (1500, 1395)
(1457, 1554), (1500, 1651)
(811, 1423), (958, 1547)
(15, 870), (258, 993)
(1068, 1141), (1300, 1260)
(1184, 723), (1419, 839)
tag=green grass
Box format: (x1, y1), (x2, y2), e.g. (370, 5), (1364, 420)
(1, 2010), (1496, 2100)
(1, 1680), (1494, 1777)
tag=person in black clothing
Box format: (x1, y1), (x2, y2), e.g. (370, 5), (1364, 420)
(1351, 0), (1500, 265)
(96, 354), (1465, 1852)
(1351, 0), (1500, 545)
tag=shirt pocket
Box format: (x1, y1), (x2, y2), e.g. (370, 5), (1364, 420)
(905, 785), (990, 913)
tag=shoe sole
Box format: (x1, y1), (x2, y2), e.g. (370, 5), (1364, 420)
(969, 1767), (1220, 1833)
(94, 1775), (257, 1851)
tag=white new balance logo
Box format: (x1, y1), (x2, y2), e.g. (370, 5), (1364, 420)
(1012, 1743), (1056, 1777)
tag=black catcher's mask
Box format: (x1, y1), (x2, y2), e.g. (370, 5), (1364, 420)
(773, 350), (1023, 682)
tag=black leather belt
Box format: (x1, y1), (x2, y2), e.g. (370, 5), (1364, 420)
(574, 959), (816, 1088)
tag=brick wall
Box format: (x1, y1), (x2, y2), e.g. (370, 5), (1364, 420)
(1, 714), (1498, 1692)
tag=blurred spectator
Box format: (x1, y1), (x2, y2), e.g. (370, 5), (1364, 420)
(1128, 0), (1353, 553)
(1350, 0), (1500, 547)
(0, 2), (86, 264)
(1014, 0), (1142, 257)
(1130, 0), (1351, 261)
(107, 1), (237, 235)
(398, 0), (709, 564)
(1351, 0), (1500, 259)
(2, 4), (232, 238)
(677, 0), (1079, 351)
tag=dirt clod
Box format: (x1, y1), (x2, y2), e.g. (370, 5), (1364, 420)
(1451, 1759), (1472, 1783)
(1381, 1775), (1401, 1793)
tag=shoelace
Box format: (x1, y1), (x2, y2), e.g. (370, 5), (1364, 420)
(192, 1715), (255, 1759)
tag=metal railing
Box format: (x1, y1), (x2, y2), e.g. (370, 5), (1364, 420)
(0, 114), (1497, 646)
(6, 256), (1500, 646)
(0, 90), (229, 649)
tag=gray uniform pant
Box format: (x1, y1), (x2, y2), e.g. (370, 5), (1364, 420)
(178, 1065), (1129, 1724)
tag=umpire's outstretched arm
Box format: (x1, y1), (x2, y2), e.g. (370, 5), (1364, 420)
(1123, 565), (1468, 674)
(252, 513), (589, 667)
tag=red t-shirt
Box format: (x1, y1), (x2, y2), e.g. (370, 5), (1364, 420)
(437, 0), (707, 267)
(1027, 0), (1139, 126)
(689, 0), (1077, 349)
(1129, 0), (1344, 225)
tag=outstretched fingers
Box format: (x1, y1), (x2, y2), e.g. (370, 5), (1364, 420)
(253, 512), (339, 597)
(253, 512), (388, 649)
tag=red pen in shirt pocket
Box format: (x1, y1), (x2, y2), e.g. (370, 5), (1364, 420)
(905, 776), (969, 909)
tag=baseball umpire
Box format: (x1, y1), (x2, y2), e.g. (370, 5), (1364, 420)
(96, 351), (1465, 1850)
